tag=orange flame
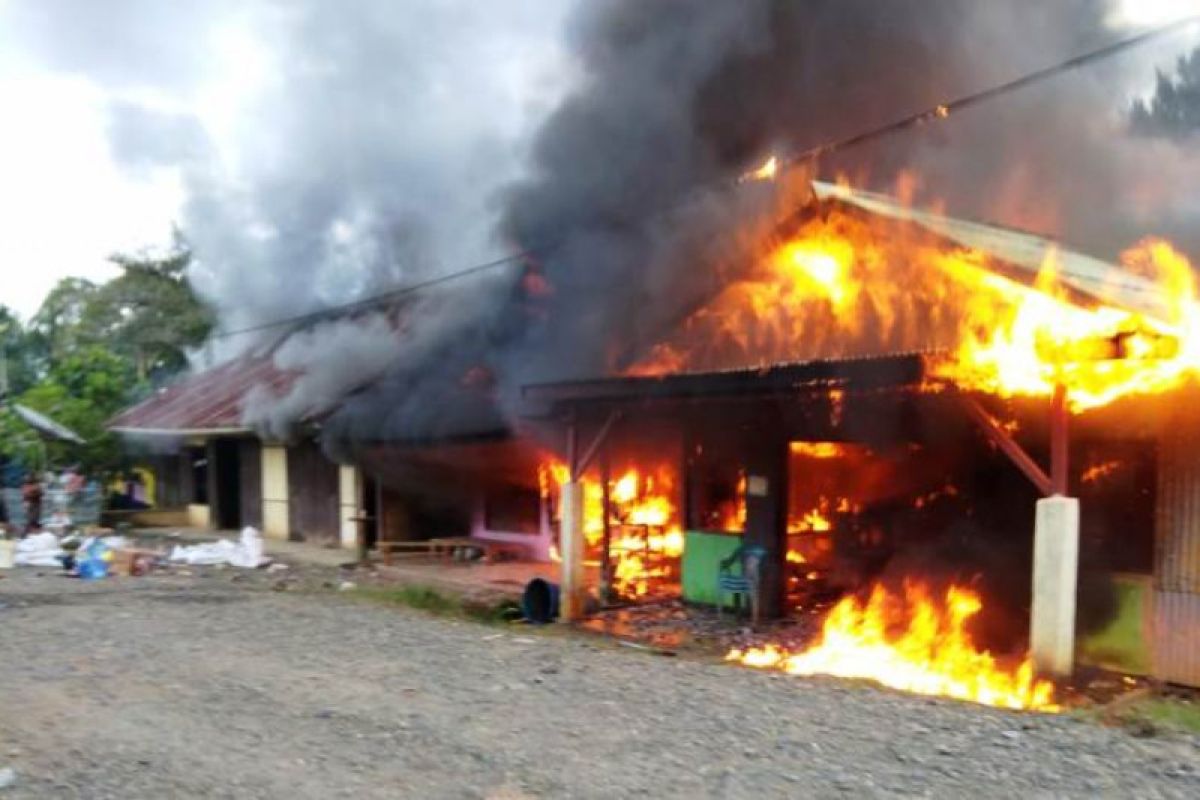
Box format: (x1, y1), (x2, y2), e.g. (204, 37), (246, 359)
(727, 581), (1057, 711)
(542, 459), (683, 599)
(741, 155), (778, 182)
(629, 207), (1200, 413)
(789, 441), (848, 459)
(1080, 460), (1123, 484)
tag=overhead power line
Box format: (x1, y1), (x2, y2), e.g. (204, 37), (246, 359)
(211, 251), (530, 340)
(213, 14), (1200, 341)
(783, 14), (1200, 166)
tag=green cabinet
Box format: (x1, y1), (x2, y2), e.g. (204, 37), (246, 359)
(681, 529), (744, 606)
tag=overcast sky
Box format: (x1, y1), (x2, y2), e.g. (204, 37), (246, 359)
(0, 0), (573, 321)
(0, 0), (1196, 321)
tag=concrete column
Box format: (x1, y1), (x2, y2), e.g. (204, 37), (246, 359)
(260, 444), (290, 540)
(338, 465), (361, 551)
(1031, 496), (1080, 677)
(559, 481), (586, 622)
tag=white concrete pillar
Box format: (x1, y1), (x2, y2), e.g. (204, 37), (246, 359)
(338, 465), (361, 550)
(260, 444), (290, 540)
(559, 481), (586, 621)
(1031, 496), (1080, 677)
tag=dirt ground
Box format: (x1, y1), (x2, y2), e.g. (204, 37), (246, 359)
(1, 564), (1198, 799)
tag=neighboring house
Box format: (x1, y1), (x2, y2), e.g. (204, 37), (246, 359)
(108, 352), (364, 549)
(107, 329), (550, 560)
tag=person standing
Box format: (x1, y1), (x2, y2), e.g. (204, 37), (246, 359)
(21, 473), (43, 534)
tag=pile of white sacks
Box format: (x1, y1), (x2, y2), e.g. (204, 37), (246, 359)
(168, 526), (267, 568)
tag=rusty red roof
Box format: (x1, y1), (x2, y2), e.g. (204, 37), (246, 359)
(108, 353), (299, 435)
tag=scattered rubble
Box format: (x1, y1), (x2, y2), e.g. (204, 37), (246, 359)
(580, 598), (827, 655)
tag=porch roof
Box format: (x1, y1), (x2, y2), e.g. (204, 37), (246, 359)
(522, 352), (931, 415)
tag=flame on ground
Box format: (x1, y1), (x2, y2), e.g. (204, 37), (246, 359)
(727, 582), (1057, 711)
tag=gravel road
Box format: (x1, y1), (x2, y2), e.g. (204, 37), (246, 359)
(1, 566), (1197, 799)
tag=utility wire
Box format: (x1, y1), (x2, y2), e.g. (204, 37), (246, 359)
(783, 14), (1200, 167)
(211, 251), (531, 339)
(212, 14), (1200, 341)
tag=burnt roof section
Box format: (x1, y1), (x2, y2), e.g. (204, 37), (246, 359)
(523, 352), (931, 414)
(812, 181), (1172, 321)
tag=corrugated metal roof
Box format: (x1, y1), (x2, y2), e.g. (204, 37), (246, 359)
(812, 181), (1174, 322)
(107, 352), (298, 436)
(11, 403), (86, 443)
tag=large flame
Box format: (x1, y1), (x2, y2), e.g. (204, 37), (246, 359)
(540, 459), (684, 599)
(728, 582), (1057, 711)
(630, 208), (1200, 413)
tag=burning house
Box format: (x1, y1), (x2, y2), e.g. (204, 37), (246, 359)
(508, 176), (1200, 704)
(101, 0), (1200, 711)
(110, 174), (1200, 705)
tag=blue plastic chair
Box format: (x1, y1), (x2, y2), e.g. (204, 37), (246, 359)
(717, 544), (766, 625)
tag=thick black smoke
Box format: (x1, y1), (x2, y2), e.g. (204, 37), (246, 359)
(332, 0), (1200, 449)
(26, 0), (1195, 445)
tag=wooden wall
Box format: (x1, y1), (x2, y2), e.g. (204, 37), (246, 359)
(239, 438), (263, 531)
(287, 439), (340, 545)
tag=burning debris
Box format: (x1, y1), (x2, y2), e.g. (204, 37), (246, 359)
(540, 458), (684, 600)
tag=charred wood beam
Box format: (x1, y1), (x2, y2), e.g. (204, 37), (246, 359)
(960, 395), (1057, 497)
(1050, 384), (1069, 496)
(574, 410), (622, 478)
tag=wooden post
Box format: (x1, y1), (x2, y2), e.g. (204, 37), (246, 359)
(1034, 384), (1077, 677)
(600, 444), (612, 604)
(560, 417), (586, 621)
(560, 481), (586, 621)
(742, 422), (788, 619)
(1050, 383), (1069, 496)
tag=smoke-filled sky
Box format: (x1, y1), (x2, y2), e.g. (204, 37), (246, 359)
(0, 0), (573, 320)
(0, 0), (1198, 326)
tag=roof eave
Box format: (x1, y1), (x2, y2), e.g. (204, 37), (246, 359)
(108, 426), (253, 438)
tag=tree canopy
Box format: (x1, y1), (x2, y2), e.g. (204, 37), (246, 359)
(1131, 46), (1200, 139)
(1, 239), (214, 481)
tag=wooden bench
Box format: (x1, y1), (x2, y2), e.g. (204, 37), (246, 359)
(375, 540), (439, 566)
(428, 537), (528, 564)
(375, 538), (530, 565)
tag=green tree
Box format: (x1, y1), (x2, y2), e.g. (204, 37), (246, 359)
(0, 306), (38, 397)
(28, 277), (99, 369)
(2, 346), (138, 478)
(1131, 46), (1200, 139)
(83, 238), (215, 381)
(3, 235), (213, 480)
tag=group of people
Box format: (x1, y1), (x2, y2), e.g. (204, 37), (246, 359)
(6, 467), (88, 535)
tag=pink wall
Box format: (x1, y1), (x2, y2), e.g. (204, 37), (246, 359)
(469, 491), (553, 562)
